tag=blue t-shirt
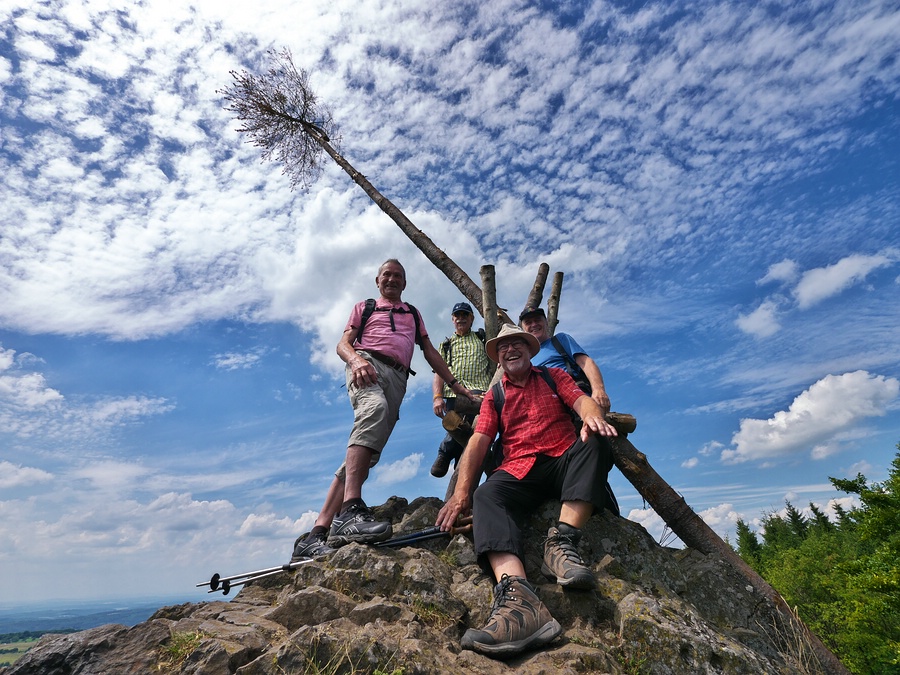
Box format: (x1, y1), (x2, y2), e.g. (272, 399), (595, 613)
(534, 332), (584, 371)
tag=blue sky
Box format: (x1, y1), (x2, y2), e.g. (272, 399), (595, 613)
(1, 0), (898, 605)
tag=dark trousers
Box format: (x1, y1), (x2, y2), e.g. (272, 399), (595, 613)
(472, 434), (614, 575)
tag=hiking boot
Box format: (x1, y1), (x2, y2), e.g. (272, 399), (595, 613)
(326, 502), (393, 547)
(430, 451), (452, 478)
(541, 524), (596, 590)
(461, 575), (561, 658)
(290, 531), (336, 563)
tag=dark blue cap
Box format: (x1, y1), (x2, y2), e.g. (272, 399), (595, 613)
(518, 306), (546, 321)
(452, 302), (474, 315)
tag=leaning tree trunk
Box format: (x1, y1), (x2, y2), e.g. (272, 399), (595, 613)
(612, 436), (849, 674)
(309, 130), (512, 324)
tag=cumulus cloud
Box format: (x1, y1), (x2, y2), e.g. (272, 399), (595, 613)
(0, 460), (54, 488)
(735, 300), (780, 338)
(372, 453), (423, 485)
(681, 457), (699, 469)
(793, 253), (895, 309)
(237, 511), (313, 537)
(722, 371), (900, 464)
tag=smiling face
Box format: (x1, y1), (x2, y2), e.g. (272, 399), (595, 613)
(452, 310), (473, 336)
(497, 337), (532, 378)
(376, 261), (406, 301)
(521, 313), (550, 342)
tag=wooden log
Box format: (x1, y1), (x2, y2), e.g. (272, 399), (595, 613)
(547, 271), (563, 336)
(524, 262), (550, 314)
(479, 265), (501, 341)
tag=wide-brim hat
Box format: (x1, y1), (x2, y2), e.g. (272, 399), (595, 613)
(485, 323), (541, 363)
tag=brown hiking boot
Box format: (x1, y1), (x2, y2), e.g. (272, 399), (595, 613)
(541, 524), (596, 590)
(461, 575), (561, 658)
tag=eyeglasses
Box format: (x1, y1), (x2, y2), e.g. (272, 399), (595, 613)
(497, 339), (527, 354)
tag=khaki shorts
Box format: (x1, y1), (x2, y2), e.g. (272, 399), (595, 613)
(335, 351), (408, 480)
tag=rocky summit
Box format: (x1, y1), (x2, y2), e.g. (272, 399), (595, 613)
(11, 496), (830, 674)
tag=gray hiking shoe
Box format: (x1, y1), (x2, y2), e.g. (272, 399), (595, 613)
(461, 575), (561, 658)
(541, 524), (596, 590)
(326, 502), (392, 547)
(290, 531), (336, 563)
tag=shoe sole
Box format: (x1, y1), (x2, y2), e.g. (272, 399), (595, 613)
(466, 619), (562, 657)
(541, 563), (596, 590)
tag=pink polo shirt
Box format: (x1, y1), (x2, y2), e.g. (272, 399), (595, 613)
(345, 298), (428, 368)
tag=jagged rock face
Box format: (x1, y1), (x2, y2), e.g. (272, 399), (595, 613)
(12, 496), (806, 675)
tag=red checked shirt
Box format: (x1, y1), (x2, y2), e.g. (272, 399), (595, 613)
(475, 366), (585, 479)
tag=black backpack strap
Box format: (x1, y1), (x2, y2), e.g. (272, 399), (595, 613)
(551, 335), (581, 377)
(476, 328), (486, 343)
(356, 298), (377, 344)
(355, 298), (423, 349)
(440, 337), (452, 366)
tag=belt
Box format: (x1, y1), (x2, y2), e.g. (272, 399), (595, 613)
(366, 351), (416, 377)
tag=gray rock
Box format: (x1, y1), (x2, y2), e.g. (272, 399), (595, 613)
(10, 496), (835, 674)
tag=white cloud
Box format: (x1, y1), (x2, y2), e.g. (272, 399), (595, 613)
(237, 512), (313, 538)
(681, 457), (699, 469)
(213, 351), (264, 371)
(722, 371), (900, 463)
(759, 259), (798, 285)
(0, 460), (54, 488)
(735, 300), (780, 338)
(793, 253), (895, 309)
(372, 452), (423, 485)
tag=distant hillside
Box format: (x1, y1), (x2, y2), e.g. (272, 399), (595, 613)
(0, 599), (189, 634)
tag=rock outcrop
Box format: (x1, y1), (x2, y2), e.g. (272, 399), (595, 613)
(11, 496), (833, 674)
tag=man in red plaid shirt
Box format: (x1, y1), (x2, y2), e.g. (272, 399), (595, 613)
(436, 323), (618, 658)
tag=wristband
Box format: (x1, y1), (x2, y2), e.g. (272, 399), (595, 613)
(433, 395), (443, 400)
(448, 379), (459, 387)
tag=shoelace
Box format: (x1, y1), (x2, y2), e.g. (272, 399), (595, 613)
(490, 574), (518, 614)
(547, 532), (582, 562)
(346, 503), (374, 521)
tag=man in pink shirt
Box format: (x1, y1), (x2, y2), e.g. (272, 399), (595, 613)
(292, 259), (476, 560)
(436, 323), (618, 658)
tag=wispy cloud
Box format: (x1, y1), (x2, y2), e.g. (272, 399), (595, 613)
(793, 253), (896, 309)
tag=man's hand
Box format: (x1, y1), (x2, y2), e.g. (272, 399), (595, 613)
(459, 388), (483, 404)
(580, 411), (618, 441)
(436, 492), (471, 532)
(432, 396), (446, 418)
(592, 388), (611, 416)
(349, 356), (378, 388)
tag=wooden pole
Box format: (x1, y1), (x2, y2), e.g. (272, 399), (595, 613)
(547, 271), (563, 336)
(524, 262), (550, 315)
(480, 265), (501, 341)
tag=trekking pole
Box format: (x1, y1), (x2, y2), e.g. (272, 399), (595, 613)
(197, 558), (317, 595)
(376, 515), (473, 548)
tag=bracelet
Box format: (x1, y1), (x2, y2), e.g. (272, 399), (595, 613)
(433, 395), (443, 400)
(448, 379), (458, 387)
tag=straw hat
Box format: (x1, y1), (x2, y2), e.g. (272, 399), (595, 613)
(485, 323), (541, 363)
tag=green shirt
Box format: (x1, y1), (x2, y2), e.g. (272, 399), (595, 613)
(439, 330), (492, 396)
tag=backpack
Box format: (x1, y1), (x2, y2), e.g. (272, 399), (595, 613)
(485, 366), (619, 516)
(550, 335), (592, 395)
(439, 328), (486, 366)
